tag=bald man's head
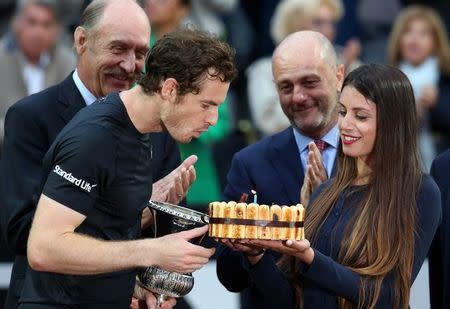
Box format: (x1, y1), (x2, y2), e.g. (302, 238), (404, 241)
(75, 0), (150, 98)
(271, 30), (344, 138)
(273, 30), (337, 72)
(80, 0), (149, 37)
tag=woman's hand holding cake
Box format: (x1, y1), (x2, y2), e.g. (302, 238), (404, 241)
(218, 238), (266, 265)
(247, 238), (315, 265)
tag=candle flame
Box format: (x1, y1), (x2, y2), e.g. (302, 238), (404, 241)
(251, 189), (257, 195)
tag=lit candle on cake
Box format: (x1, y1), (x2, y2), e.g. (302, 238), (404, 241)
(251, 190), (257, 203)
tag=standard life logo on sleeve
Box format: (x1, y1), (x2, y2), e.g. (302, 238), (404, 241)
(53, 165), (97, 193)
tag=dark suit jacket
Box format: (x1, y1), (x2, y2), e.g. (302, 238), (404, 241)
(223, 127), (304, 206)
(0, 75), (181, 308)
(429, 149), (450, 309)
(217, 127), (337, 309)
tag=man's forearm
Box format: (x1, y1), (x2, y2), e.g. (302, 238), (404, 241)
(28, 230), (155, 275)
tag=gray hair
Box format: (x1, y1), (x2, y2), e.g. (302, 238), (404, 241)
(80, 0), (140, 35)
(79, 0), (110, 34)
(15, 0), (61, 21)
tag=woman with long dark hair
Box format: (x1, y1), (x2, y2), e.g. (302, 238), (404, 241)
(246, 64), (441, 308)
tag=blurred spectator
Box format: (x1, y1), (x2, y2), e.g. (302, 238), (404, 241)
(188, 0), (237, 39)
(142, 0), (191, 45)
(0, 0), (76, 148)
(310, 0), (362, 73)
(401, 0), (450, 40)
(247, 0), (361, 137)
(388, 5), (450, 170)
(144, 0), (238, 40)
(247, 0), (315, 137)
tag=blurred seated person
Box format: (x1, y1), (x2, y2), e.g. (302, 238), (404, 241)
(143, 0), (191, 46)
(309, 0), (362, 74)
(0, 0), (76, 147)
(388, 5), (450, 169)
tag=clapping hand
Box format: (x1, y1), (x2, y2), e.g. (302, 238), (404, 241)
(151, 155), (197, 205)
(301, 142), (327, 205)
(142, 155), (197, 229)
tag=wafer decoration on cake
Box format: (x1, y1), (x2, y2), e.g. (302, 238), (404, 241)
(209, 200), (305, 240)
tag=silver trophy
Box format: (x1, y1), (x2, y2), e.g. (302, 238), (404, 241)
(137, 201), (209, 307)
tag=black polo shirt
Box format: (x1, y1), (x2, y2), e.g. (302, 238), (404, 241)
(20, 93), (152, 308)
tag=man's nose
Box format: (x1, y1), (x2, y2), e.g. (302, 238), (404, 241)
(120, 52), (136, 73)
(207, 108), (219, 127)
(292, 86), (308, 102)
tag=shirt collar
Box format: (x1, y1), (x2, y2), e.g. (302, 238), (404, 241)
(72, 69), (97, 106)
(293, 124), (340, 152)
(18, 51), (50, 69)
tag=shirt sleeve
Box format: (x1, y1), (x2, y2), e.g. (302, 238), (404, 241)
(299, 175), (441, 306)
(42, 124), (116, 215)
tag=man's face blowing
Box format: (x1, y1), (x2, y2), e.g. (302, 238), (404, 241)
(161, 77), (230, 144)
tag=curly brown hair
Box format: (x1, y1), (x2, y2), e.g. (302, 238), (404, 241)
(138, 28), (237, 96)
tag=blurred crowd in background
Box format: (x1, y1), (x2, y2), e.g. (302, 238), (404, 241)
(0, 0), (449, 305)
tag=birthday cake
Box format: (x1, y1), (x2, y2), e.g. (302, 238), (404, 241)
(208, 201), (305, 240)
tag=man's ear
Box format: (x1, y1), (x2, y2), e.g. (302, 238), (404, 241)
(336, 64), (345, 91)
(74, 26), (89, 55)
(160, 78), (179, 102)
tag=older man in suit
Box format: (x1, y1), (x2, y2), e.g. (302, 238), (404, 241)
(0, 1), (193, 308)
(216, 31), (344, 309)
(429, 149), (450, 309)
(0, 0), (76, 148)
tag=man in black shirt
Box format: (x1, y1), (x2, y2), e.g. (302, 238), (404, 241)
(0, 1), (196, 308)
(21, 29), (237, 308)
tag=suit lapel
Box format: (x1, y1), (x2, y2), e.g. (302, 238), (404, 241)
(56, 74), (86, 123)
(268, 128), (304, 204)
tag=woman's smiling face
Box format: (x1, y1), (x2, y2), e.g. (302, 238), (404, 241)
(338, 85), (377, 163)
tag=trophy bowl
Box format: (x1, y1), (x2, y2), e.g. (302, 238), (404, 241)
(137, 201), (209, 306)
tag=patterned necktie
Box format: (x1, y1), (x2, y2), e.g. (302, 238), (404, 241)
(314, 139), (327, 153)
